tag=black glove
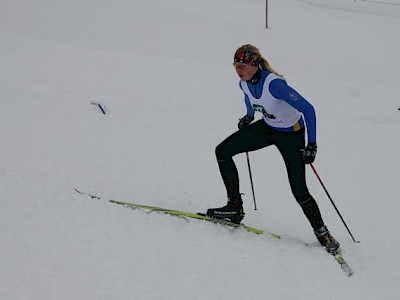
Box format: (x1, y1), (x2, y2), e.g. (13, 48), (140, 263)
(300, 143), (317, 164)
(238, 115), (254, 129)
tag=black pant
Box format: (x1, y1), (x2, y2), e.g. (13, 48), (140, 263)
(215, 120), (324, 230)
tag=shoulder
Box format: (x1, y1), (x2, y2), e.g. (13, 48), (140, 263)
(269, 77), (287, 90)
(268, 76), (287, 96)
(261, 71), (284, 86)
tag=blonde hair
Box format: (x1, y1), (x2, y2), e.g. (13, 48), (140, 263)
(237, 44), (284, 78)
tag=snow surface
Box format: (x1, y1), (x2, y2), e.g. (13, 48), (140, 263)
(1, 0), (400, 299)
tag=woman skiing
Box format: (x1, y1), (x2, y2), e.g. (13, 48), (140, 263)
(207, 44), (340, 254)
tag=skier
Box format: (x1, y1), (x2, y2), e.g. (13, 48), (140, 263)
(207, 44), (340, 254)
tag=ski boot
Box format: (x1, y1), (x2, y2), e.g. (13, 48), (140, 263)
(207, 195), (245, 224)
(314, 225), (340, 255)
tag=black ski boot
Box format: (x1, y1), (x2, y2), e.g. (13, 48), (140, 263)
(314, 225), (340, 255)
(207, 195), (245, 224)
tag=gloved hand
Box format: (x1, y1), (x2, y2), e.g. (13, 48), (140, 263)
(238, 115), (254, 129)
(300, 143), (317, 164)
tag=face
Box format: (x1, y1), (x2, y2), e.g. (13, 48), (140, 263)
(233, 63), (258, 81)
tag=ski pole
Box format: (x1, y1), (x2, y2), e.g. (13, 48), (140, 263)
(246, 152), (257, 210)
(310, 163), (359, 243)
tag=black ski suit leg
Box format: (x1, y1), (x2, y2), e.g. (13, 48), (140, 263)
(275, 128), (324, 230)
(215, 120), (272, 199)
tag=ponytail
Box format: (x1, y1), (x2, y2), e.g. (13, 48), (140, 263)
(259, 56), (284, 79)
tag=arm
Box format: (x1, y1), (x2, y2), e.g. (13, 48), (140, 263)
(239, 81), (255, 118)
(244, 94), (255, 118)
(269, 79), (316, 143)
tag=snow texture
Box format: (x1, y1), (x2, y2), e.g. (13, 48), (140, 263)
(1, 0), (400, 299)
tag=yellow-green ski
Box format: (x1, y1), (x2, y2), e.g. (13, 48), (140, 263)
(334, 252), (354, 277)
(110, 199), (269, 236)
(74, 188), (279, 237)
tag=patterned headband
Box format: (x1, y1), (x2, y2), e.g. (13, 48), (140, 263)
(233, 49), (261, 67)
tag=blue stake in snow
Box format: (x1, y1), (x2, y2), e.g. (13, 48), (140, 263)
(91, 102), (106, 115)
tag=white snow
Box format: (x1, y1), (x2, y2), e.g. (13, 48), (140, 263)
(1, 0), (400, 299)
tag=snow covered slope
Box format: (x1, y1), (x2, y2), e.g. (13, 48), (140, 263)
(1, 0), (400, 299)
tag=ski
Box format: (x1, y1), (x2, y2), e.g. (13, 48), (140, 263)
(305, 243), (354, 277)
(333, 251), (354, 277)
(74, 188), (279, 237)
(109, 199), (267, 235)
(74, 188), (353, 276)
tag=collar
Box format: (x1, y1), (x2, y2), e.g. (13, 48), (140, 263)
(247, 68), (262, 84)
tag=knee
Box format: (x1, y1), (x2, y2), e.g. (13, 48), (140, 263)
(215, 142), (231, 161)
(287, 176), (310, 204)
(292, 190), (312, 205)
(296, 195), (313, 206)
